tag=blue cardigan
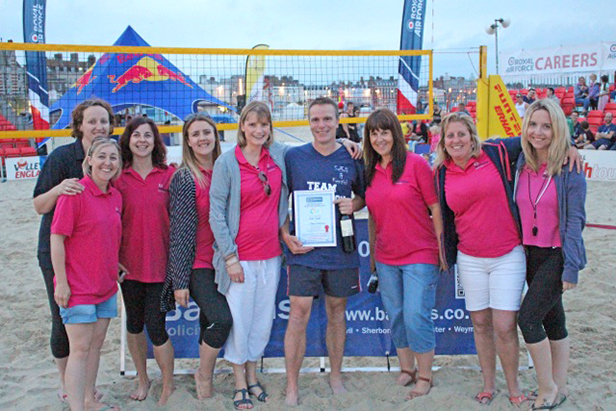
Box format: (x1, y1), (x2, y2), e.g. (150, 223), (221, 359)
(514, 154), (587, 283)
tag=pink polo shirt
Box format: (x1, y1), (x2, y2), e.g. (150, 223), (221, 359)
(193, 168), (215, 269)
(234, 145), (282, 261)
(516, 164), (561, 248)
(51, 176), (122, 307)
(114, 166), (175, 283)
(366, 152), (439, 265)
(444, 151), (520, 258)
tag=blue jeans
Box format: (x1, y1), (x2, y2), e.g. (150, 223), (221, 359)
(376, 262), (439, 353)
(575, 96), (590, 110)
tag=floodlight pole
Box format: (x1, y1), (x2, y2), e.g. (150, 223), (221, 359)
(487, 18), (510, 75)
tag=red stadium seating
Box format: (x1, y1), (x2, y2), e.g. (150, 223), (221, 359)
(587, 110), (604, 118)
(590, 125), (598, 133)
(604, 103), (616, 110)
(562, 105), (574, 116)
(4, 148), (20, 158)
(588, 117), (603, 126)
(15, 140), (29, 148)
(605, 109), (616, 118)
(19, 147), (37, 157)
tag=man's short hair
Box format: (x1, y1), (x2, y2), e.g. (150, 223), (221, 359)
(580, 120), (589, 129)
(308, 97), (339, 119)
(548, 87), (555, 94)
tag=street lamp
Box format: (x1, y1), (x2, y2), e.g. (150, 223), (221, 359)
(486, 18), (510, 74)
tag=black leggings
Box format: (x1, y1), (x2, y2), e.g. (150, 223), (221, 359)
(121, 280), (169, 346)
(189, 269), (232, 349)
(39, 254), (69, 359)
(518, 247), (568, 344)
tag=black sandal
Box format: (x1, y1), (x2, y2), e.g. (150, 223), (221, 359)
(248, 382), (269, 402)
(233, 388), (253, 410)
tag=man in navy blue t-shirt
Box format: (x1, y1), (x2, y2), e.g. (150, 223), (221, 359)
(281, 97), (366, 406)
(589, 112), (616, 149)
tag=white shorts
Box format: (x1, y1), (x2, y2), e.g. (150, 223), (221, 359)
(457, 245), (526, 312)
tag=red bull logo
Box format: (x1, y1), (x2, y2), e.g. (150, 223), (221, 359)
(73, 64), (97, 95)
(108, 57), (193, 93)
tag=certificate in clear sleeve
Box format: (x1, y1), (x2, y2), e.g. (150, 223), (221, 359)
(293, 190), (337, 247)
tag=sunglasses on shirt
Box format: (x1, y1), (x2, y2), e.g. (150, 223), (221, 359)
(258, 170), (271, 196)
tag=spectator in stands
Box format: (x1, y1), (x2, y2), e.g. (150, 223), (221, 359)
(585, 112), (616, 150)
(432, 102), (443, 125)
(515, 94), (529, 119)
(364, 108), (444, 400)
(567, 111), (579, 139)
(410, 120), (429, 143)
(588, 74), (600, 111)
(524, 88), (537, 104)
(546, 87), (559, 104)
(574, 77), (590, 111)
(33, 99), (115, 407)
(574, 121), (594, 149)
(457, 102), (470, 116)
(598, 75), (610, 111)
(337, 102), (361, 143)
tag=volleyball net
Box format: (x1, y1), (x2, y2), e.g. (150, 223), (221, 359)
(0, 42), (433, 140)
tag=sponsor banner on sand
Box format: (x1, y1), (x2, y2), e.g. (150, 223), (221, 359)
(5, 156), (43, 180)
(145, 220), (476, 360)
(581, 150), (616, 182)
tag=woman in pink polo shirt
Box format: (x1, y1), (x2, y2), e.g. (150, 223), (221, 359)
(115, 117), (175, 405)
(434, 113), (529, 406)
(364, 108), (444, 400)
(210, 101), (288, 409)
(50, 137), (123, 411)
(160, 113), (233, 401)
(516, 99), (586, 410)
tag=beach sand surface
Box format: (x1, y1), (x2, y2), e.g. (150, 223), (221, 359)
(1, 165), (614, 410)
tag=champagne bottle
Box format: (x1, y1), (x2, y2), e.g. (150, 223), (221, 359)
(340, 214), (356, 253)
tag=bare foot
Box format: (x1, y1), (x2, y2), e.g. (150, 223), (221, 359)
(85, 400), (120, 411)
(533, 386), (559, 409)
(94, 389), (104, 402)
(329, 374), (347, 395)
(285, 384), (299, 406)
(194, 368), (213, 399)
(129, 379), (150, 401)
(157, 382), (175, 406)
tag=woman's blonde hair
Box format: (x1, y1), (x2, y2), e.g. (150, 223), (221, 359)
(82, 137), (122, 180)
(433, 112), (482, 168)
(181, 113), (221, 188)
(521, 99), (570, 176)
(237, 101), (274, 148)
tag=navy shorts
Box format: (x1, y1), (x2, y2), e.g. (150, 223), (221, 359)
(287, 265), (360, 298)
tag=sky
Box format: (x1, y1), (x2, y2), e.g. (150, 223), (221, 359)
(1, 0), (615, 78)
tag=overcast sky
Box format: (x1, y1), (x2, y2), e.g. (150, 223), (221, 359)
(1, 0), (614, 78)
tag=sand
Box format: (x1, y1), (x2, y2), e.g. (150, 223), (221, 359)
(1, 163), (615, 410)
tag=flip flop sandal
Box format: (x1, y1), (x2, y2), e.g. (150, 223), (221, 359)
(399, 369), (418, 387)
(509, 392), (531, 406)
(233, 388), (253, 410)
(475, 390), (498, 405)
(248, 382), (269, 402)
(531, 393), (567, 410)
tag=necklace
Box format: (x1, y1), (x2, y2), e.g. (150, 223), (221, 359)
(527, 171), (552, 236)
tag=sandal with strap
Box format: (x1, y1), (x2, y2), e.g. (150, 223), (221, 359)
(232, 388), (253, 410)
(407, 376), (433, 400)
(247, 382), (269, 402)
(475, 390), (498, 405)
(509, 392), (531, 406)
(399, 368), (418, 387)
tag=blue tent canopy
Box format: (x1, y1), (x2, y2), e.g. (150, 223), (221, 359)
(50, 26), (234, 129)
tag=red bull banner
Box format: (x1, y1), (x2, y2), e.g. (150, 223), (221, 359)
(50, 26), (233, 130)
(397, 0), (427, 114)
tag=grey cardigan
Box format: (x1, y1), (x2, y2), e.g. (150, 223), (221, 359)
(209, 142), (289, 294)
(514, 153), (587, 283)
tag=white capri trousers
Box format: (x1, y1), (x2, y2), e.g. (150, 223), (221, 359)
(456, 245), (526, 312)
(223, 255), (281, 364)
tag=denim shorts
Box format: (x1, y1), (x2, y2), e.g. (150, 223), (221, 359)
(59, 293), (118, 324)
(376, 262), (439, 353)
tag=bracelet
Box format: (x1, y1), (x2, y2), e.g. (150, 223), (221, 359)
(225, 256), (239, 267)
